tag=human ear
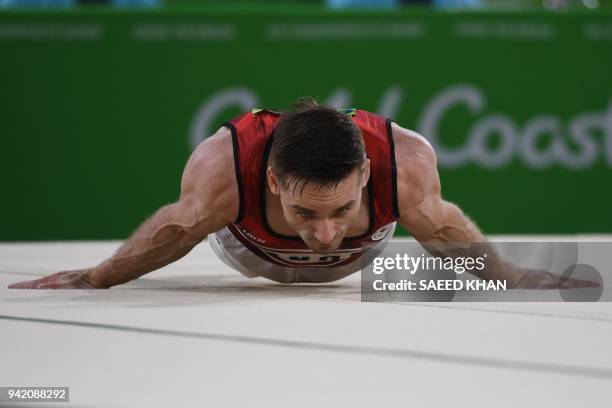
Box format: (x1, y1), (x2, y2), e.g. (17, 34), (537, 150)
(267, 166), (280, 195)
(361, 159), (371, 188)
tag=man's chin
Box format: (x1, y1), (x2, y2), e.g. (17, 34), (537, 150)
(308, 244), (340, 254)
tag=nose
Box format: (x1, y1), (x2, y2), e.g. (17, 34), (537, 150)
(313, 219), (335, 245)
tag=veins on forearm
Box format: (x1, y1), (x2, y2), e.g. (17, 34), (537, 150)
(413, 207), (499, 264)
(93, 215), (204, 285)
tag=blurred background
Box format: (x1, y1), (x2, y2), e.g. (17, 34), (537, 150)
(1, 0), (610, 240)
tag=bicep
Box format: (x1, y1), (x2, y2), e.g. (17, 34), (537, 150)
(392, 123), (486, 245)
(143, 202), (226, 251)
(398, 178), (447, 242)
(392, 123), (462, 241)
(160, 127), (236, 241)
(399, 193), (464, 242)
(398, 177), (482, 243)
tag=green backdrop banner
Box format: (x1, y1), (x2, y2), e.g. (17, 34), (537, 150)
(1, 8), (611, 240)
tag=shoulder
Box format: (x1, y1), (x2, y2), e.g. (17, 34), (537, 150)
(390, 122), (440, 210)
(181, 126), (239, 224)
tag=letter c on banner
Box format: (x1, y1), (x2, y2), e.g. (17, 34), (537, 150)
(418, 84), (484, 168)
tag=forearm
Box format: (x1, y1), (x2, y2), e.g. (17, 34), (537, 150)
(411, 202), (516, 284)
(87, 205), (205, 288)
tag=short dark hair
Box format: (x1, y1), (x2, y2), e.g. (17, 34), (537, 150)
(270, 97), (366, 194)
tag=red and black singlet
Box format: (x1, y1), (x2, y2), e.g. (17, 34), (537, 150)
(222, 109), (400, 268)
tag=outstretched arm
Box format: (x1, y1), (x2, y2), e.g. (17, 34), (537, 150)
(9, 128), (238, 289)
(391, 123), (597, 289)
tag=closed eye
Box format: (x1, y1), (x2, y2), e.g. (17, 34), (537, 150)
(335, 208), (349, 217)
(295, 210), (315, 219)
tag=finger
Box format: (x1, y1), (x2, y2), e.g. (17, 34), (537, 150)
(534, 281), (563, 289)
(8, 280), (41, 289)
(560, 278), (600, 289)
(522, 274), (561, 289)
(37, 283), (63, 289)
(533, 271), (600, 289)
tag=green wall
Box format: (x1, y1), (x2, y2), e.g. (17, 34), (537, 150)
(1, 7), (611, 240)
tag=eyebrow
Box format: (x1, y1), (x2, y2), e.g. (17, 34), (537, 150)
(290, 200), (355, 214)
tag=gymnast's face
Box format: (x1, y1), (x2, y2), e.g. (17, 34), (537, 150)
(267, 163), (370, 254)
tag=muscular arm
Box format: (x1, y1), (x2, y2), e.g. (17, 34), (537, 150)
(9, 128), (238, 289)
(87, 195), (227, 288)
(392, 123), (596, 289)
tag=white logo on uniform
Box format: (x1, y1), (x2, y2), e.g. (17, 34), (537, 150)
(371, 225), (392, 241)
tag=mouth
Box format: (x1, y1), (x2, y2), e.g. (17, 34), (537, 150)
(303, 234), (344, 253)
(311, 241), (339, 253)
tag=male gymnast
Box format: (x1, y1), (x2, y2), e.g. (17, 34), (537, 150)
(8, 99), (596, 289)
